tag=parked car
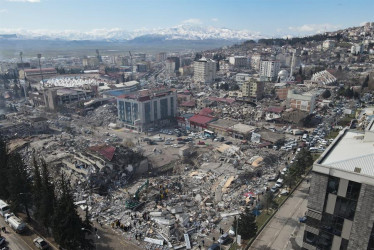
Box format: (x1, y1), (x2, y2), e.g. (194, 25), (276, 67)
(197, 141), (205, 145)
(299, 216), (307, 223)
(208, 243), (220, 250)
(218, 233), (232, 245)
(225, 141), (233, 145)
(33, 237), (49, 249)
(268, 175), (277, 181)
(0, 236), (5, 246)
(280, 189), (289, 196)
(275, 178), (284, 188)
(270, 186), (278, 193)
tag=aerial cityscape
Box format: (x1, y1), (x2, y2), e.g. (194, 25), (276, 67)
(0, 0), (374, 249)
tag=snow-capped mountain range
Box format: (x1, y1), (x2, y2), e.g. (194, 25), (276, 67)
(0, 25), (265, 41)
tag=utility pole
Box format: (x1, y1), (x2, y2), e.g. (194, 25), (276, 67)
(19, 52), (27, 99)
(37, 53), (44, 87)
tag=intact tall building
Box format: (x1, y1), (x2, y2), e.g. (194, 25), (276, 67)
(242, 78), (264, 101)
(193, 58), (216, 84)
(260, 60), (280, 80)
(303, 121), (374, 250)
(116, 88), (177, 132)
(229, 56), (248, 68)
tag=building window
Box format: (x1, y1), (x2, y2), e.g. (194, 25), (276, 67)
(119, 101), (124, 120)
(327, 176), (340, 194)
(160, 99), (168, 119)
(170, 97), (174, 116)
(340, 239), (348, 250)
(320, 213), (344, 236)
(133, 103), (138, 121)
(304, 231), (318, 245)
(125, 102), (132, 123)
(334, 196), (357, 220)
(317, 231), (334, 249)
(346, 181), (361, 201)
(367, 222), (374, 250)
(306, 216), (320, 229)
(154, 101), (158, 120)
(145, 103), (151, 123)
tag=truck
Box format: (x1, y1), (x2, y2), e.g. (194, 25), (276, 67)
(5, 213), (26, 233)
(0, 199), (10, 217)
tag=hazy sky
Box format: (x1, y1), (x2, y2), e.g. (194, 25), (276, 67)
(0, 0), (373, 36)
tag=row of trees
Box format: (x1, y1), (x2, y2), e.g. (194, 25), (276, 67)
(283, 148), (313, 189)
(0, 137), (93, 249)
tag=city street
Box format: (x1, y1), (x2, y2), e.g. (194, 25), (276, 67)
(0, 216), (38, 250)
(250, 177), (310, 250)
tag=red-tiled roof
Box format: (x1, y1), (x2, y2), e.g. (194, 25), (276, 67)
(89, 144), (116, 161)
(189, 114), (215, 125)
(199, 108), (213, 116)
(208, 97), (236, 104)
(180, 100), (195, 107)
(266, 106), (284, 113)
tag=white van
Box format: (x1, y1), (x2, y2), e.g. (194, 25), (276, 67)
(0, 199), (10, 217)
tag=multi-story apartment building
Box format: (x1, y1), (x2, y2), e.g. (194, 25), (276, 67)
(229, 56), (248, 68)
(287, 90), (316, 114)
(165, 57), (180, 75)
(303, 121), (374, 250)
(322, 40), (336, 50)
(251, 53), (262, 70)
(157, 52), (167, 62)
(260, 60), (280, 80)
(116, 88), (177, 131)
(193, 58), (216, 84)
(242, 78), (264, 101)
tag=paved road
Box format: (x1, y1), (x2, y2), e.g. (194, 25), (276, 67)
(0, 216), (36, 250)
(250, 178), (310, 250)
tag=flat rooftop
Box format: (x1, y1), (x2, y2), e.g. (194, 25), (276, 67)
(316, 125), (374, 183)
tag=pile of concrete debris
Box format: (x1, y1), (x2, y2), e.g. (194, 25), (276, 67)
(85, 104), (118, 126)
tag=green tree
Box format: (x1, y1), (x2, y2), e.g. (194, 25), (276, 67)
(302, 114), (315, 128)
(283, 169), (297, 189)
(39, 159), (56, 230)
(293, 148), (313, 175)
(261, 192), (277, 214)
(232, 207), (258, 240)
(0, 135), (9, 199)
(6, 152), (32, 219)
(52, 174), (93, 250)
(32, 156), (43, 223)
(322, 89), (331, 99)
(362, 75), (369, 88)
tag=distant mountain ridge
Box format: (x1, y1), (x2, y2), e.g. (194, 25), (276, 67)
(0, 24), (265, 41)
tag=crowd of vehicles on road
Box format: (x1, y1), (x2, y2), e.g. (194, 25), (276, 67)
(0, 199), (50, 249)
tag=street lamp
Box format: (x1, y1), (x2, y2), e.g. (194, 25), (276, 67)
(81, 227), (100, 249)
(37, 53), (44, 87)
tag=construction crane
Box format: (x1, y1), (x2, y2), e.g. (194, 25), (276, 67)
(125, 179), (149, 210)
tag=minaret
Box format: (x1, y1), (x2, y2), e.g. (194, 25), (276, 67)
(290, 52), (295, 76)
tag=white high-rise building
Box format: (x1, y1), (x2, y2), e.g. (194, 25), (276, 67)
(260, 60), (280, 80)
(251, 54), (262, 70)
(193, 58), (216, 84)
